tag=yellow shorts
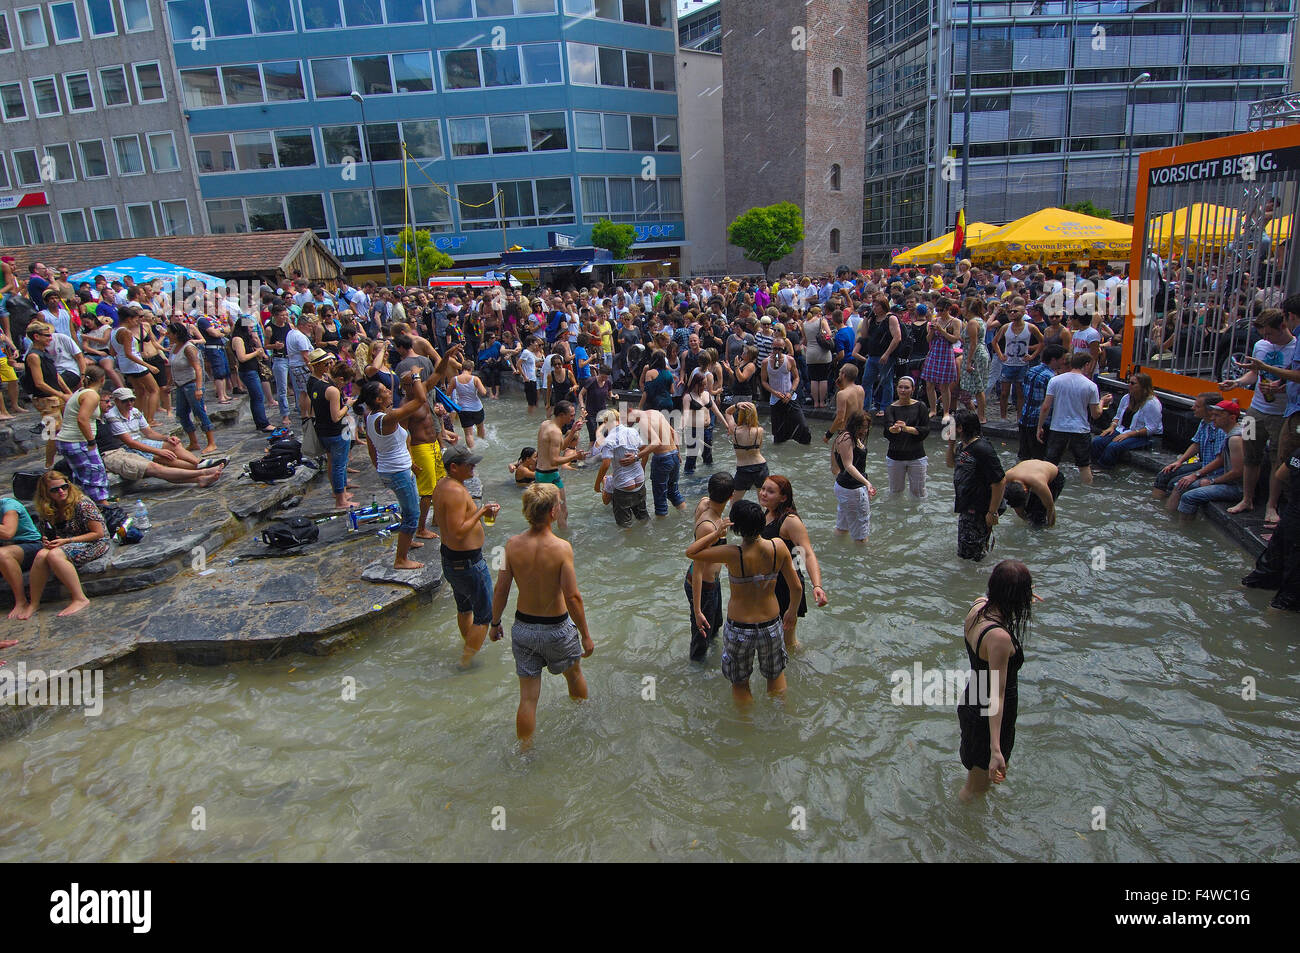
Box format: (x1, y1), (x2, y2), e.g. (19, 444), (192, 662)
(0, 355), (16, 383)
(410, 440), (445, 497)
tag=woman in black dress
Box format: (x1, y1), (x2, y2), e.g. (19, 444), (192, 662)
(756, 474), (828, 650)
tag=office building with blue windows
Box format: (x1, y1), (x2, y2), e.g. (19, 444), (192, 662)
(164, 0), (684, 277)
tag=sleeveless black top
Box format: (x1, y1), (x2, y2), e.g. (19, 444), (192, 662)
(960, 618), (1024, 713)
(307, 376), (343, 438)
(834, 433), (868, 489)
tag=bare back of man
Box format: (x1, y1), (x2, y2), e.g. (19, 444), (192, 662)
(1004, 459), (1061, 527)
(828, 376), (865, 441)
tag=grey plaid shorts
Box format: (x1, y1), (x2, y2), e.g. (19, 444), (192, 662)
(721, 617), (786, 684)
(511, 615), (582, 679)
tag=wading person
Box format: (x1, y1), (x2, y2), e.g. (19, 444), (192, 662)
(535, 400), (584, 529)
(684, 500), (801, 705)
(687, 472), (734, 662)
(831, 410), (876, 543)
(490, 483), (594, 750)
(946, 410), (1008, 562)
(721, 401), (768, 503)
(589, 409), (651, 528)
(958, 559), (1031, 802)
(434, 443), (500, 667)
(758, 475), (828, 649)
(1037, 352), (1107, 486)
(762, 338), (810, 444)
(824, 363), (866, 444)
(882, 376), (930, 498)
(1001, 459), (1063, 528)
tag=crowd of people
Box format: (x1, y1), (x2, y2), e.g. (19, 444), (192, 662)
(2, 257), (1297, 779)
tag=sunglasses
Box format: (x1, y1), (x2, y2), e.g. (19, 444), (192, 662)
(48, 484), (70, 493)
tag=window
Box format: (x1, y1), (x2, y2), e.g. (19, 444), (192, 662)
(433, 0), (472, 18)
(211, 0), (252, 34)
(654, 116), (677, 152)
(574, 111), (602, 149)
(44, 144), (76, 182)
(13, 150), (42, 186)
(85, 0), (118, 35)
(481, 47), (521, 86)
(530, 112), (567, 151)
(0, 218), (23, 246)
(51, 2), (81, 41)
(489, 114), (529, 153)
(598, 47), (625, 86)
(246, 196), (286, 231)
(252, 0), (295, 33)
(275, 129), (316, 167)
(300, 0), (342, 29)
(831, 67), (843, 96)
(442, 50), (481, 89)
(92, 207), (122, 240)
(566, 43), (597, 85)
(580, 174), (678, 222)
(126, 203), (156, 238)
(626, 50), (651, 90)
(26, 213), (56, 244)
(121, 0), (151, 31)
(192, 134), (234, 173)
(147, 132), (180, 172)
(409, 187), (452, 228)
(458, 178), (574, 228)
(168, 0), (209, 37)
(222, 64), (264, 104)
(64, 73), (95, 111)
(61, 210), (90, 244)
(134, 62), (165, 102)
(651, 53), (674, 91)
(0, 13), (11, 52)
(112, 134), (145, 175)
(234, 131), (275, 170)
(262, 61), (306, 100)
(363, 123), (401, 161)
(301, 0), (424, 27)
(321, 125), (361, 164)
(603, 113), (630, 150)
(352, 55), (393, 96)
(0, 155), (8, 190)
(78, 139), (109, 177)
(630, 114), (654, 151)
(566, 0), (666, 24)
(17, 7), (48, 48)
(521, 43), (562, 84)
(332, 191), (374, 229)
(286, 193), (327, 230)
(403, 120), (442, 159)
(206, 199), (246, 233)
(180, 69), (221, 108)
(159, 200), (192, 236)
(99, 66), (131, 106)
(393, 52), (434, 93)
(830, 228), (840, 254)
(30, 77), (61, 117)
(830, 163), (841, 191)
(310, 58), (352, 98)
(0, 84), (26, 122)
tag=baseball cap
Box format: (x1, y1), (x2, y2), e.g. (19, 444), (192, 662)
(442, 444), (483, 468)
(1212, 399), (1241, 415)
(112, 387), (136, 401)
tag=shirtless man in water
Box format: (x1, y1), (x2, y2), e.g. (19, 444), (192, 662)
(433, 443), (500, 666)
(1001, 459), (1064, 528)
(825, 363), (866, 442)
(688, 472), (734, 661)
(535, 400), (584, 529)
(626, 405), (687, 515)
(490, 483), (594, 750)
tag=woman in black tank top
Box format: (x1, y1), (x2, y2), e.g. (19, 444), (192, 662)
(757, 475), (828, 648)
(958, 559), (1031, 802)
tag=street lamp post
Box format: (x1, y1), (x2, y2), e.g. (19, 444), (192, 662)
(1121, 72), (1152, 223)
(351, 90), (393, 288)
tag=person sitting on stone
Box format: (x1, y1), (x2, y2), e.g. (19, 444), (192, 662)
(94, 391), (225, 489)
(105, 387), (219, 471)
(1152, 391), (1225, 512)
(1170, 400), (1246, 521)
(14, 469), (108, 619)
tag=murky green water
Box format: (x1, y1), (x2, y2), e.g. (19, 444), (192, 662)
(1, 393), (1297, 862)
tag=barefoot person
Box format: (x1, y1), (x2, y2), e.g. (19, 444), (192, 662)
(433, 443), (500, 667)
(720, 401), (768, 503)
(958, 559), (1031, 802)
(757, 475), (828, 649)
(16, 470), (108, 619)
(306, 349), (357, 510)
(1002, 459), (1064, 528)
(1, 493), (45, 625)
(946, 410), (1008, 562)
(360, 371), (428, 571)
(685, 500), (801, 705)
(405, 375), (452, 541)
(535, 400), (584, 529)
(831, 410), (876, 543)
(687, 472), (734, 662)
(490, 483), (594, 750)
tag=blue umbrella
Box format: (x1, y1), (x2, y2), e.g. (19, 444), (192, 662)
(67, 256), (226, 291)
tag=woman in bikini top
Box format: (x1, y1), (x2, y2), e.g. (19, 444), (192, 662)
(684, 500), (798, 627)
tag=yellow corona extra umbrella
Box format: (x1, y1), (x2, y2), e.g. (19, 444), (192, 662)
(892, 223), (994, 265)
(1147, 204), (1240, 253)
(1268, 215), (1291, 242)
(967, 207), (1132, 262)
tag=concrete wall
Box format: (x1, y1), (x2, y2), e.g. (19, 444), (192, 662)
(721, 0), (867, 277)
(677, 47), (725, 275)
(0, 0), (203, 247)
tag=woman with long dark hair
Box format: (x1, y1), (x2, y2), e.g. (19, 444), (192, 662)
(831, 409), (875, 543)
(16, 469), (108, 618)
(757, 475), (828, 649)
(958, 559), (1031, 801)
(640, 349), (675, 412)
(1090, 371), (1163, 469)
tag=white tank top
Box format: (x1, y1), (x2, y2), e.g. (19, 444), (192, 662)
(366, 411), (411, 474)
(112, 327), (148, 374)
(453, 375), (483, 412)
(56, 389), (98, 444)
(1003, 324), (1032, 366)
(767, 356), (793, 404)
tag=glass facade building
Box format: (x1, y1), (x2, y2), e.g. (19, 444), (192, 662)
(165, 0), (683, 271)
(863, 0), (1296, 263)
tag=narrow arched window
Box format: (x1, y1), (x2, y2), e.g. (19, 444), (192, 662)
(831, 68), (843, 97)
(830, 228), (841, 254)
(830, 164), (841, 191)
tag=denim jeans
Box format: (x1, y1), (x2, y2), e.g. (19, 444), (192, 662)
(861, 355), (895, 412)
(272, 357), (290, 418)
(381, 468), (419, 534)
(322, 432), (351, 494)
(174, 381), (213, 435)
(239, 366), (269, 429)
(650, 451), (684, 515)
(1177, 481), (1242, 515)
(794, 352), (810, 401)
(1090, 432), (1150, 468)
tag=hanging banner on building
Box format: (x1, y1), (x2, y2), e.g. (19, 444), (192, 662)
(0, 191), (50, 211)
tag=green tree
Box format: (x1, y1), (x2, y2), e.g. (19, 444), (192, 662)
(1063, 200), (1113, 220)
(590, 219), (637, 259)
(398, 227), (455, 286)
(727, 202), (805, 278)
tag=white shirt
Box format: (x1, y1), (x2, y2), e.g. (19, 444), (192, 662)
(114, 289), (130, 306)
(519, 347), (538, 384)
(1113, 393), (1163, 437)
(594, 423), (645, 489)
(286, 328), (312, 366)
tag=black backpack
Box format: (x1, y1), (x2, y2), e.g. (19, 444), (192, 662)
(248, 455), (298, 482)
(262, 516), (318, 549)
(266, 437), (302, 463)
